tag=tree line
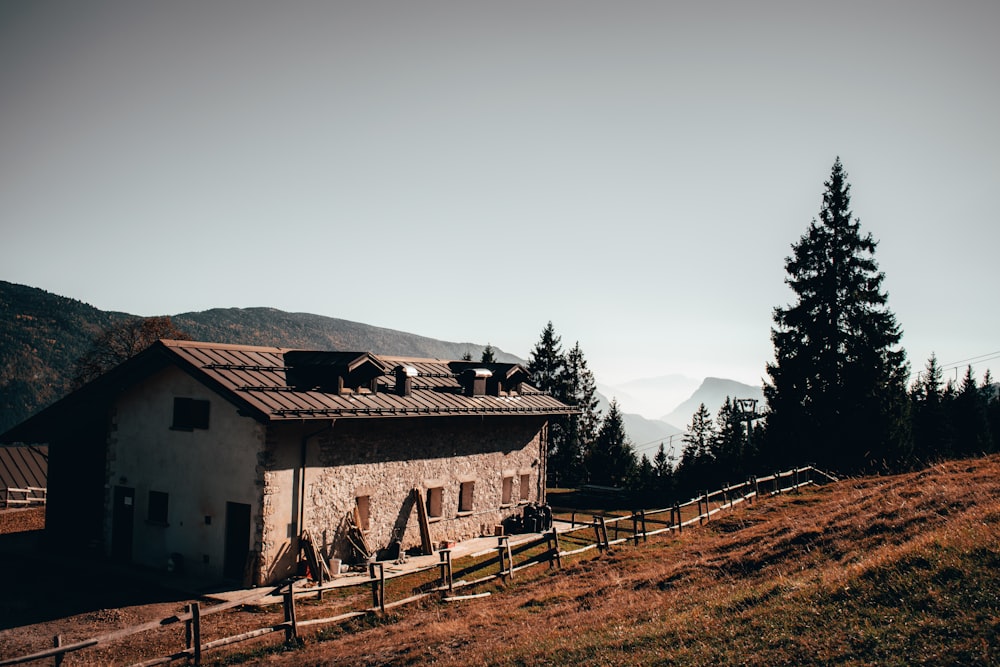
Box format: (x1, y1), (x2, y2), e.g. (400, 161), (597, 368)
(530, 158), (999, 502)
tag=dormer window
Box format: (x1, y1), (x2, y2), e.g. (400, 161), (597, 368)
(284, 351), (387, 395)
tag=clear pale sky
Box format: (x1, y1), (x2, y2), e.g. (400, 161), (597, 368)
(2, 1), (998, 389)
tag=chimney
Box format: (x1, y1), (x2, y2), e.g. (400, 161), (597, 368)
(462, 368), (492, 397)
(396, 365), (418, 396)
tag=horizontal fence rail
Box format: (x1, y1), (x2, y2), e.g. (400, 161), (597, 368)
(0, 466), (826, 666)
(2, 487), (47, 509)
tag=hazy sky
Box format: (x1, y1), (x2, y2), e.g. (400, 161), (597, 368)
(2, 1), (998, 391)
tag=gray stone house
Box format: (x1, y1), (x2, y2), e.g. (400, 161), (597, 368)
(0, 339), (575, 585)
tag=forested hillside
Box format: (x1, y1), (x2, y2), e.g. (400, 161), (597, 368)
(0, 282), (129, 432)
(0, 281), (518, 434)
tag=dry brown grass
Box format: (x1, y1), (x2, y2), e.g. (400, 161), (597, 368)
(243, 456), (1000, 666)
(4, 459), (999, 666)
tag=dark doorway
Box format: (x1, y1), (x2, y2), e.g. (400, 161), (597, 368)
(224, 502), (252, 582)
(111, 486), (135, 562)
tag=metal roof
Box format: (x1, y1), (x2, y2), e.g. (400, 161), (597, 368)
(0, 445), (47, 490)
(162, 339), (576, 421)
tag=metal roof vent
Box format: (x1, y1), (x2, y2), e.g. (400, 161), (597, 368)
(395, 365), (418, 396)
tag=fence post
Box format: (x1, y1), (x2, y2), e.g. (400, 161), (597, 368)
(53, 635), (63, 667)
(794, 467), (801, 492)
(599, 515), (610, 551)
(190, 601), (202, 665)
(674, 503), (682, 533)
(439, 549), (453, 591)
(497, 535), (513, 581)
(370, 562), (385, 614)
(283, 584), (298, 643)
(593, 517), (604, 552)
(550, 528), (562, 569)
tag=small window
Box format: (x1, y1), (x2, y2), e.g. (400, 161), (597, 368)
(172, 397), (210, 430)
(458, 481), (475, 513)
(355, 495), (371, 532)
(148, 491), (169, 525)
(519, 474), (531, 502)
(426, 487), (443, 519)
(501, 476), (514, 506)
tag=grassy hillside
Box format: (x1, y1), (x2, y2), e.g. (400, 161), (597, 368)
(0, 281), (519, 434)
(258, 456), (1000, 666)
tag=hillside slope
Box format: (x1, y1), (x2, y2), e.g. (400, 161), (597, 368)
(0, 281), (129, 432)
(263, 456), (1000, 666)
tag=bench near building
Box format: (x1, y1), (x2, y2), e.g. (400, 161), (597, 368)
(0, 339), (575, 586)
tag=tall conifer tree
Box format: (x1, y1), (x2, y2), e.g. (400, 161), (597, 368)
(587, 399), (636, 487)
(528, 322), (568, 483)
(764, 158), (910, 472)
(560, 341), (601, 485)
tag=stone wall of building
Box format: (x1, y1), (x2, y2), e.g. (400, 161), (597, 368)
(285, 414), (548, 566)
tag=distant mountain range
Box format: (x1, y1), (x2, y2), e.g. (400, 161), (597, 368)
(0, 280), (765, 451)
(599, 376), (765, 461)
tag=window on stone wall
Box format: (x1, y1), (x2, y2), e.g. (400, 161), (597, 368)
(519, 473), (531, 502)
(426, 486), (443, 519)
(355, 495), (370, 532)
(458, 480), (475, 513)
(148, 490), (169, 525)
(501, 476), (514, 506)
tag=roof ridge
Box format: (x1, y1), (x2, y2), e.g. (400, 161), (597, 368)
(159, 339), (290, 353)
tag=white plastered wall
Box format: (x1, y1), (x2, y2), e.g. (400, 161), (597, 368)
(106, 366), (265, 580)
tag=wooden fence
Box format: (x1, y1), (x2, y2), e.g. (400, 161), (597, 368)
(2, 487), (46, 509)
(0, 466), (829, 666)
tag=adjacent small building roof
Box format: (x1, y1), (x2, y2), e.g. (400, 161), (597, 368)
(1, 340), (577, 443)
(0, 445), (47, 490)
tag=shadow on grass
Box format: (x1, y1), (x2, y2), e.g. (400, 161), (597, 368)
(0, 530), (197, 630)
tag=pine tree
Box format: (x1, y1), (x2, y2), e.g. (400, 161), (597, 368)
(653, 442), (670, 477)
(983, 370), (1000, 452)
(952, 366), (991, 456)
(527, 321), (565, 397)
(652, 441), (675, 499)
(587, 399), (636, 487)
(911, 354), (953, 460)
(637, 453), (655, 497)
(480, 344), (497, 364)
(560, 341), (601, 485)
(677, 403), (716, 492)
(711, 397), (746, 482)
(527, 322), (566, 482)
(764, 158), (910, 472)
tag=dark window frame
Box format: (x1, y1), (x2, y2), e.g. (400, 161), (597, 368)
(172, 397), (210, 431)
(147, 490), (169, 526)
